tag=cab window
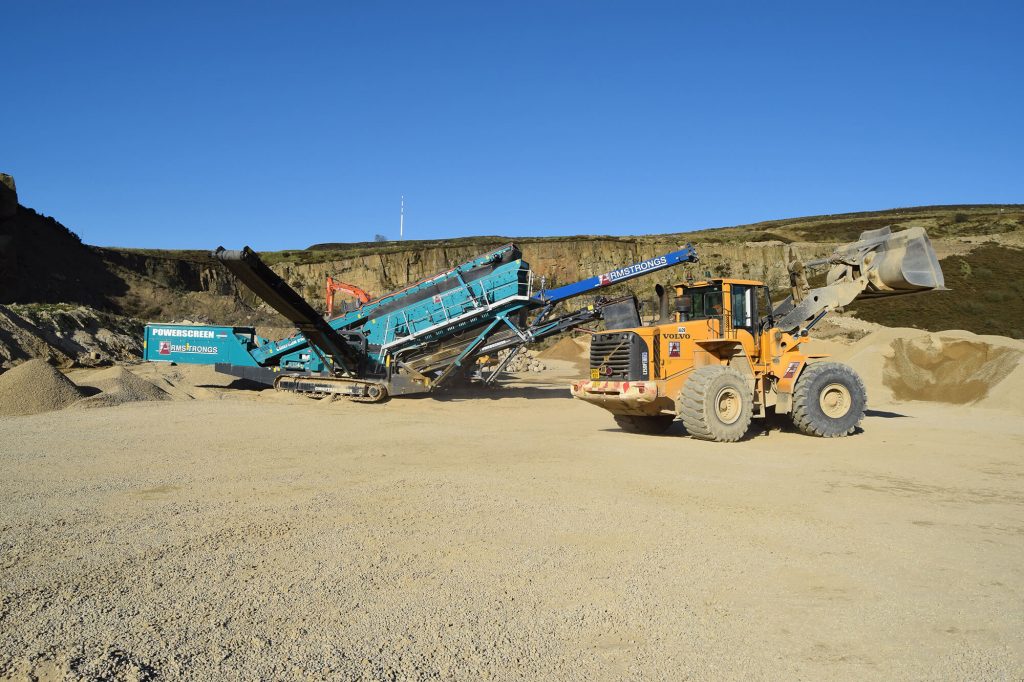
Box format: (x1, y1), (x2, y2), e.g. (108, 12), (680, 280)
(680, 285), (723, 320)
(731, 285), (754, 330)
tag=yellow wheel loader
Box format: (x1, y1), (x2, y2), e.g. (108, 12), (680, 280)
(570, 227), (945, 441)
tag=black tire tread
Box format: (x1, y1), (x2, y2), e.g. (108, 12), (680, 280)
(791, 362), (866, 438)
(678, 365), (753, 442)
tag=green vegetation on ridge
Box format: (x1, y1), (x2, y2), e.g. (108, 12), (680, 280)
(261, 204), (1023, 266)
(850, 244), (1024, 339)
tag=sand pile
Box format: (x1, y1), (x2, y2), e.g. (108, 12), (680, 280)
(0, 359), (82, 416)
(537, 335), (590, 372)
(75, 366), (171, 408)
(824, 327), (1024, 410)
(538, 336), (590, 362)
(884, 336), (1023, 404)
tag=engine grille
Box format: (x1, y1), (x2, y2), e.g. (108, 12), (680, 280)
(589, 332), (648, 381)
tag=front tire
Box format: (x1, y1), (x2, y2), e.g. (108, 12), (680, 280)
(791, 362), (866, 437)
(678, 366), (753, 442)
(614, 414), (676, 434)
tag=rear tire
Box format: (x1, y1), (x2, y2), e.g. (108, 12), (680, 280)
(678, 366), (753, 442)
(791, 362), (866, 437)
(614, 414), (676, 434)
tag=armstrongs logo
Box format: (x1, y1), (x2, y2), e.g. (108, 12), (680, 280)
(168, 342), (219, 355)
(598, 256), (669, 286)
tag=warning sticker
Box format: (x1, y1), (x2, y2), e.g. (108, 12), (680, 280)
(668, 341), (681, 358)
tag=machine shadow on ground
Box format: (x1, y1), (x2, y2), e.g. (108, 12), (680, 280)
(598, 413), (890, 441)
(430, 385), (573, 402)
(197, 378), (272, 391)
(865, 408), (910, 418)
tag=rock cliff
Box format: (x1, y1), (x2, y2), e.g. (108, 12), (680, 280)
(1, 171), (1021, 341)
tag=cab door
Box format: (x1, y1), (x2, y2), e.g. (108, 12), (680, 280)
(729, 284), (760, 355)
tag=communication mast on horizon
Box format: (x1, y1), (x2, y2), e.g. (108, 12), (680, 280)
(399, 195), (404, 240)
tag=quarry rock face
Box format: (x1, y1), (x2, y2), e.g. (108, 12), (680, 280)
(101, 249), (235, 295)
(268, 238), (832, 310)
(0, 173), (17, 218)
(0, 174), (19, 300)
(1, 176), (1020, 343)
(0, 176), (850, 325)
(0, 178), (250, 325)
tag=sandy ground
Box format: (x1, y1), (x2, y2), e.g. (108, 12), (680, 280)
(2, 357), (1023, 680)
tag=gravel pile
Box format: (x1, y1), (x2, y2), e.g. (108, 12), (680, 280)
(0, 359), (82, 416)
(497, 348), (545, 373)
(75, 367), (170, 408)
(537, 335), (589, 362)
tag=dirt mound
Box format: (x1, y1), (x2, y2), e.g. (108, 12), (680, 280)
(0, 359), (82, 416)
(0, 303), (142, 371)
(826, 327), (1024, 410)
(75, 366), (170, 408)
(810, 314), (880, 343)
(0, 304), (74, 368)
(538, 336), (589, 362)
(884, 336), (1023, 404)
(122, 363), (222, 401)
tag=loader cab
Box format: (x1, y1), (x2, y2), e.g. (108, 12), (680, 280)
(674, 278), (772, 336)
(676, 283), (724, 322)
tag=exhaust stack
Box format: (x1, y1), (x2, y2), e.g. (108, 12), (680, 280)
(655, 284), (670, 323)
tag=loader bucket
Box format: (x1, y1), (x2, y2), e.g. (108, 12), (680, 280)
(827, 226), (945, 298)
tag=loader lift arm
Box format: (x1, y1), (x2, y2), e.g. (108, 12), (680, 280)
(773, 226), (945, 333)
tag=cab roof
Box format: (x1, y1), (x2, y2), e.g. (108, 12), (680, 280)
(675, 277), (765, 288)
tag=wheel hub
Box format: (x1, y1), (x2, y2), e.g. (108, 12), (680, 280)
(819, 383), (851, 418)
(715, 387), (742, 424)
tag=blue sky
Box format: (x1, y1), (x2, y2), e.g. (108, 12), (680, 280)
(5, 1), (1022, 249)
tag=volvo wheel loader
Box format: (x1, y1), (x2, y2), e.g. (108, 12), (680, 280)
(570, 227), (945, 441)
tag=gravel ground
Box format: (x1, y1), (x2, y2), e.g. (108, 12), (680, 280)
(1, 362), (1022, 680)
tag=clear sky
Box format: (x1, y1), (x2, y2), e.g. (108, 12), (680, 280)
(5, 1), (1022, 250)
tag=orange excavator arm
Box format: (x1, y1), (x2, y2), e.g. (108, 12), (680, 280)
(326, 276), (371, 318)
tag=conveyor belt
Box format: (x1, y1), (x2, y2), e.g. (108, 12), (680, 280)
(398, 295), (638, 375)
(213, 246), (361, 371)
